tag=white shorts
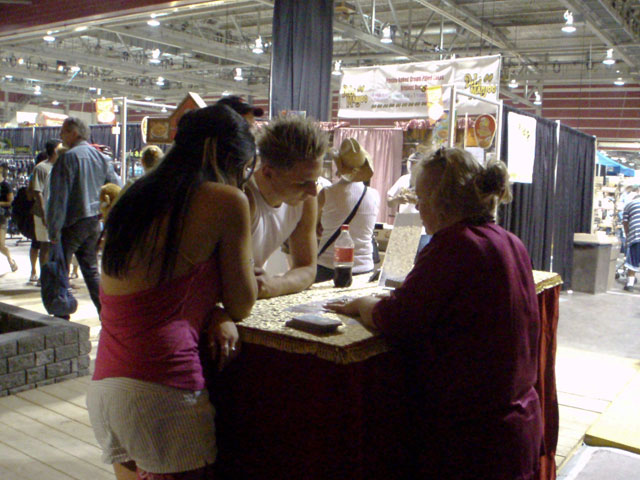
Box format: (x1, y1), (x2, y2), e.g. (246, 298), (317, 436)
(33, 215), (49, 242)
(86, 377), (217, 473)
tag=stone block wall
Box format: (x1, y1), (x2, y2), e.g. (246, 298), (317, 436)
(0, 302), (91, 396)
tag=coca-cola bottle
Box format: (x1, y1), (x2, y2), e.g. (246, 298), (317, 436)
(333, 224), (354, 288)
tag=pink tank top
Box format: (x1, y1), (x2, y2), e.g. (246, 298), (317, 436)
(93, 256), (222, 391)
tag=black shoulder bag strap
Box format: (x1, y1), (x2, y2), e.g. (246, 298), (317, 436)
(318, 185), (367, 257)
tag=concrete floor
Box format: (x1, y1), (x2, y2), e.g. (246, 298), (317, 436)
(0, 237), (639, 475)
(557, 285), (640, 360)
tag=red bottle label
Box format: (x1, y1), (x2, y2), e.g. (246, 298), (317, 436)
(334, 247), (354, 263)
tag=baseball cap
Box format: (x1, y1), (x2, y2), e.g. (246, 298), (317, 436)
(216, 95), (264, 118)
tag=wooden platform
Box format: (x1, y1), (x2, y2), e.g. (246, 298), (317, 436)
(0, 375), (113, 480)
(584, 370), (640, 455)
(555, 347), (640, 467)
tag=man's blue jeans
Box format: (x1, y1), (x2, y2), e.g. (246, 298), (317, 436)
(61, 215), (101, 313)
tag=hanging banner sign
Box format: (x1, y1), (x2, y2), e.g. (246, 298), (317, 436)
(507, 112), (537, 183)
(338, 54), (501, 119)
(96, 98), (116, 124)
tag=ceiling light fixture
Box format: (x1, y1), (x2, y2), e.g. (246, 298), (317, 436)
(69, 65), (81, 72)
(52, 100), (59, 106)
(614, 77), (625, 86)
(332, 60), (343, 76)
(145, 96), (153, 101)
(156, 76), (165, 86)
(89, 86), (97, 92)
(603, 48), (615, 66)
(381, 25), (393, 44)
(234, 68), (243, 81)
(17, 58), (24, 65)
(252, 36), (264, 54)
(74, 26), (88, 32)
(508, 78), (518, 89)
(147, 18), (160, 27)
(34, 85), (42, 95)
(43, 35), (56, 42)
(150, 49), (162, 64)
(533, 91), (542, 105)
(5, 75), (13, 80)
(161, 106), (168, 113)
(562, 10), (576, 33)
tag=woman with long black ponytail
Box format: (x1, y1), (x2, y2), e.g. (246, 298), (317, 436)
(88, 104), (258, 480)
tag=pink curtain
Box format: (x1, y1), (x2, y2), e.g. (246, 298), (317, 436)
(333, 128), (403, 224)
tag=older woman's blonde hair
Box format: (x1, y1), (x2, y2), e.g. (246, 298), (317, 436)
(416, 147), (512, 222)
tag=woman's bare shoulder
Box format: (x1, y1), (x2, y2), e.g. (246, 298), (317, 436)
(193, 182), (250, 219)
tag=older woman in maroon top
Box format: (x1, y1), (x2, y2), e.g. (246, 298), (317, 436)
(326, 147), (542, 480)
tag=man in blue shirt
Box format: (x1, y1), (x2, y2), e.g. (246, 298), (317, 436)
(622, 186), (640, 292)
(47, 117), (121, 313)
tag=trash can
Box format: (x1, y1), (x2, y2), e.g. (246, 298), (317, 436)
(572, 233), (620, 294)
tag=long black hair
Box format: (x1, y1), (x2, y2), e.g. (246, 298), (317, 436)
(102, 104), (255, 283)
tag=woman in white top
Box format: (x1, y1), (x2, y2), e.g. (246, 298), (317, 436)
(316, 138), (380, 282)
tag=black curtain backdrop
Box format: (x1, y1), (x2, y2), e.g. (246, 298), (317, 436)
(1, 124), (148, 160)
(0, 127), (34, 149)
(552, 125), (595, 290)
(33, 126), (61, 153)
(499, 105), (558, 272)
(90, 124), (144, 160)
(270, 0), (333, 120)
(126, 124), (143, 153)
(89, 125), (118, 155)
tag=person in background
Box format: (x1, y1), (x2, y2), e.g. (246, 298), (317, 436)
(622, 185), (640, 292)
(47, 117), (122, 313)
(216, 95), (264, 126)
(0, 162), (17, 273)
(244, 115), (328, 298)
(27, 151), (48, 282)
(30, 139), (62, 283)
(326, 147), (543, 479)
(140, 145), (163, 174)
(315, 138), (379, 283)
(386, 152), (423, 214)
(87, 104), (258, 480)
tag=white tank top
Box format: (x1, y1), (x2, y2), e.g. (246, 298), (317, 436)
(247, 180), (305, 268)
(318, 181), (380, 273)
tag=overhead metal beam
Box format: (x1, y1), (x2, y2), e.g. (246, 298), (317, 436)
(411, 11), (436, 50)
(334, 20), (419, 60)
(8, 45), (258, 95)
(413, 0), (540, 73)
(99, 25), (269, 70)
(352, 0), (373, 35)
(0, 66), (187, 99)
(499, 88), (535, 108)
(594, 0), (640, 42)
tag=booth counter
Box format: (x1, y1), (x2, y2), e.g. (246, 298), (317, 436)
(208, 271), (563, 480)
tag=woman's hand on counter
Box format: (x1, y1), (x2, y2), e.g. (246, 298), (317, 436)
(209, 308), (240, 372)
(324, 295), (380, 330)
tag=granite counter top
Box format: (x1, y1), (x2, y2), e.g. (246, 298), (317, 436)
(237, 270), (562, 364)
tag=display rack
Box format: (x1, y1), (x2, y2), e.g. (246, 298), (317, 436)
(0, 147), (35, 241)
(593, 175), (625, 235)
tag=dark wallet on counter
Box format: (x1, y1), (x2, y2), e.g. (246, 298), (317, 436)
(286, 314), (342, 334)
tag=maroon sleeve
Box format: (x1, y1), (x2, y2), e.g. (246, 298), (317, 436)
(372, 229), (466, 344)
